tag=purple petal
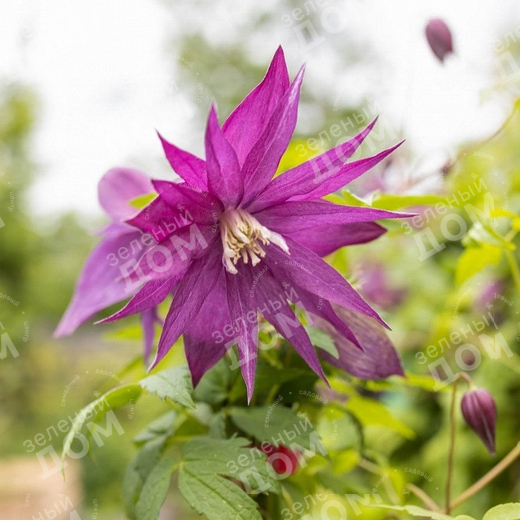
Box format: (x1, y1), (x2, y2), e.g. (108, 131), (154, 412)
(241, 67), (305, 204)
(225, 269), (259, 403)
(222, 46), (290, 166)
(265, 237), (388, 328)
(129, 226), (218, 282)
(289, 286), (362, 351)
(151, 248), (222, 370)
(98, 168), (154, 221)
(54, 229), (144, 337)
(289, 222), (387, 257)
(141, 308), (163, 362)
(152, 180), (223, 225)
(157, 132), (208, 190)
(205, 105), (243, 207)
(255, 199), (410, 234)
(99, 277), (178, 323)
(251, 266), (327, 383)
(185, 272), (231, 386)
(317, 307), (403, 379)
(249, 127), (402, 211)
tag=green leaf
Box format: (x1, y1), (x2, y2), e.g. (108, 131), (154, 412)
(369, 504), (476, 520)
(123, 435), (169, 520)
(193, 359), (237, 406)
(135, 457), (175, 520)
(306, 326), (339, 359)
(230, 406), (315, 450)
(325, 189), (370, 207)
(178, 436), (279, 520)
(133, 411), (176, 444)
(343, 395), (415, 439)
(483, 503), (520, 520)
(139, 365), (195, 409)
(456, 246), (502, 285)
(463, 221), (515, 250)
(62, 384), (142, 469)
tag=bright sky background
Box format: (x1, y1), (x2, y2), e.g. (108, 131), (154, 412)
(0, 0), (518, 219)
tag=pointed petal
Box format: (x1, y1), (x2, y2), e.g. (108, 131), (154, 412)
(150, 249), (222, 369)
(157, 132), (207, 190)
(225, 269), (259, 403)
(141, 308), (163, 362)
(205, 105), (243, 206)
(185, 272), (231, 386)
(255, 199), (410, 234)
(98, 168), (154, 221)
(54, 230), (143, 337)
(252, 267), (327, 383)
(241, 67), (305, 204)
(317, 308), (404, 379)
(249, 121), (402, 211)
(290, 222), (387, 257)
(265, 237), (388, 328)
(99, 277), (177, 323)
(152, 180), (223, 224)
(222, 46), (290, 165)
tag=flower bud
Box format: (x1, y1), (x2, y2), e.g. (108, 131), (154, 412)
(461, 388), (497, 454)
(258, 443), (300, 475)
(425, 19), (454, 63)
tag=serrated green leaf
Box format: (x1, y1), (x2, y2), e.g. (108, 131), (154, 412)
(139, 365), (195, 409)
(123, 435), (169, 520)
(135, 457), (175, 520)
(230, 406), (315, 450)
(178, 437), (279, 520)
(306, 326), (339, 359)
(62, 384), (142, 470)
(456, 246), (502, 285)
(133, 411), (176, 444)
(483, 503), (520, 520)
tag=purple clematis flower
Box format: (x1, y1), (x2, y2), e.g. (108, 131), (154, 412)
(54, 168), (162, 361)
(62, 47), (409, 401)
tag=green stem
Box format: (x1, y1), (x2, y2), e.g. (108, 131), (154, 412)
(445, 378), (459, 514)
(506, 250), (520, 294)
(451, 441), (520, 510)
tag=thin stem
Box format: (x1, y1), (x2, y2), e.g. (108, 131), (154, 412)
(405, 484), (442, 513)
(450, 441), (520, 510)
(445, 378), (459, 514)
(506, 250), (520, 294)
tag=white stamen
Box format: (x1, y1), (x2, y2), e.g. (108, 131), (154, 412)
(219, 208), (289, 274)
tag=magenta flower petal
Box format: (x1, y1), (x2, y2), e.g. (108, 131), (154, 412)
(205, 105), (244, 207)
(54, 229), (144, 337)
(222, 46), (290, 165)
(251, 268), (327, 384)
(248, 118), (380, 212)
(225, 269), (259, 403)
(141, 308), (163, 362)
(241, 66), (305, 204)
(99, 277), (178, 324)
(316, 308), (404, 379)
(290, 222), (386, 257)
(461, 387), (497, 454)
(265, 237), (388, 328)
(255, 200), (410, 233)
(152, 249), (222, 369)
(157, 132), (207, 190)
(98, 168), (154, 221)
(185, 273), (231, 386)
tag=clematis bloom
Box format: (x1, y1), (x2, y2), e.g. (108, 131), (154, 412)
(60, 47), (408, 401)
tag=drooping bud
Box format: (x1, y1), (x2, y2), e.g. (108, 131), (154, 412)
(258, 444), (300, 475)
(425, 19), (454, 63)
(461, 387), (497, 455)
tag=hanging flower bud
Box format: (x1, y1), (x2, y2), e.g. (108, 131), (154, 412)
(425, 19), (454, 63)
(258, 444), (300, 475)
(461, 387), (497, 455)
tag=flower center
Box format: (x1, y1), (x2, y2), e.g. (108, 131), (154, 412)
(219, 209), (289, 274)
